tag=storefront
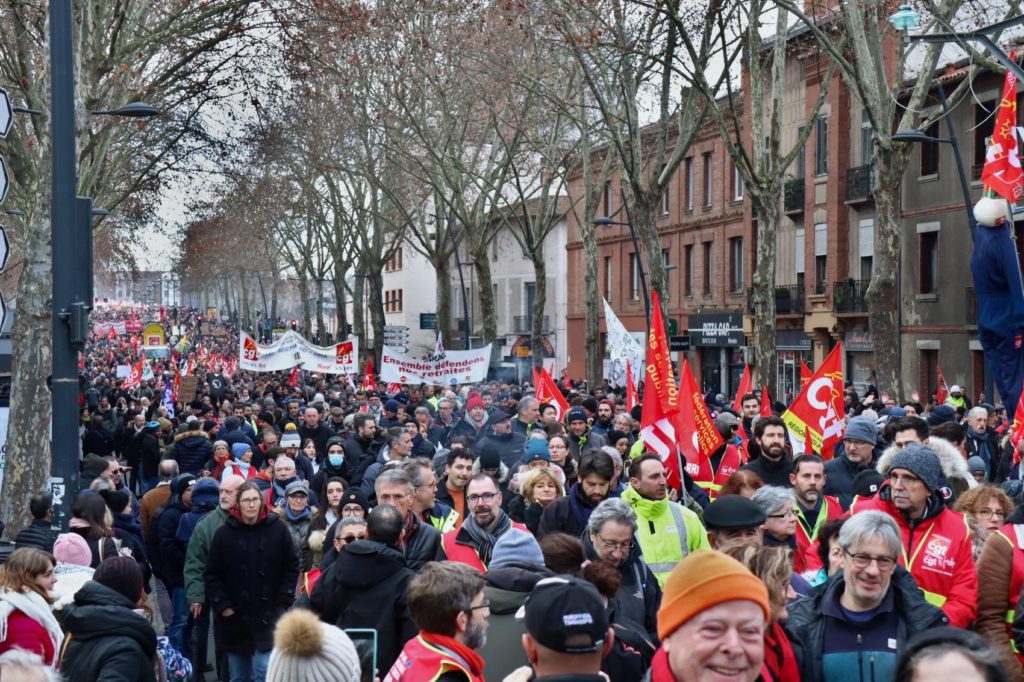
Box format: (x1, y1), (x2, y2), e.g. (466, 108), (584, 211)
(689, 312), (747, 396)
(845, 326), (875, 395)
(775, 330), (813, 405)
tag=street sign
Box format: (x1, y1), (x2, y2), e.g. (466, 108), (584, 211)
(0, 225), (9, 272)
(419, 313), (437, 330)
(384, 325), (409, 333)
(0, 90), (13, 139)
(669, 335), (690, 352)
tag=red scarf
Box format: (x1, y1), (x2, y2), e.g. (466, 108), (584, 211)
(762, 621), (800, 682)
(419, 632), (485, 679)
(648, 647), (675, 682)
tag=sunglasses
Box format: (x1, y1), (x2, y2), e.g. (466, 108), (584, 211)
(340, 535), (364, 543)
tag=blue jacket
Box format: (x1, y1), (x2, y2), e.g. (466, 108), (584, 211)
(172, 431), (214, 476)
(971, 222), (1024, 333)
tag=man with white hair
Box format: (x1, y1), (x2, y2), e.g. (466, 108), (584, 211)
(964, 405), (1003, 482)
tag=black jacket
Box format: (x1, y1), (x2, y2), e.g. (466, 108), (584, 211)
(82, 425), (116, 458)
(299, 422), (335, 459)
(537, 483), (600, 539)
(403, 514), (442, 570)
(740, 452), (794, 488)
(582, 534), (661, 643)
(472, 431), (527, 470)
(788, 568), (948, 682)
(155, 500), (189, 587)
(205, 509), (299, 655)
(59, 581), (158, 682)
(822, 442), (879, 510)
(343, 434), (380, 483)
(479, 561), (557, 680)
(136, 430), (163, 479)
(309, 540), (417, 672)
(172, 431), (213, 476)
(14, 519), (53, 553)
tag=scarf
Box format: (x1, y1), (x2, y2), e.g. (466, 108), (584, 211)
(460, 509), (512, 567)
(566, 483), (596, 531)
(401, 510), (418, 545)
(0, 588), (62, 664)
(762, 621), (800, 682)
(419, 631), (485, 680)
(285, 505), (312, 523)
(647, 647), (675, 682)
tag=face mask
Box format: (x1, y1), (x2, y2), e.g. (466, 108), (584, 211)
(329, 454), (344, 468)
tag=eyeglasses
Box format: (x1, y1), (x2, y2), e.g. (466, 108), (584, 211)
(340, 535), (365, 544)
(467, 601), (490, 611)
(977, 509), (1007, 520)
(342, 507), (364, 516)
(239, 497), (262, 505)
(843, 549), (897, 571)
(768, 509), (797, 519)
(596, 536), (632, 552)
(467, 492), (499, 504)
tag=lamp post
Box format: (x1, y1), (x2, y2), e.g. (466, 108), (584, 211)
(49, 0), (161, 531)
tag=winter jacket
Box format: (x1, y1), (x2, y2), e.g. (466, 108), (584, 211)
(582, 533), (661, 643)
(403, 513), (442, 571)
(136, 430), (162, 480)
(171, 430), (213, 476)
(451, 414), (489, 445)
(278, 506), (314, 572)
(342, 434), (380, 479)
(205, 508), (299, 655)
(479, 562), (556, 680)
(82, 425), (116, 458)
(154, 499), (189, 588)
(59, 581), (158, 682)
(822, 440), (882, 510)
(852, 483), (978, 628)
(359, 446), (405, 503)
(787, 568), (947, 682)
(977, 523), (1024, 681)
(567, 429), (606, 461)
(537, 483), (602, 539)
(299, 422), (335, 459)
(67, 525), (150, 588)
(472, 431), (527, 470)
(308, 540), (417, 672)
(183, 507), (228, 605)
(739, 452), (793, 488)
(0, 603), (58, 666)
(967, 426), (1011, 483)
(875, 436), (977, 502)
(139, 485), (172, 538)
(13, 519), (54, 553)
(620, 484), (710, 587)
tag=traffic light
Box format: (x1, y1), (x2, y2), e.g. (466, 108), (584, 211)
(343, 323), (353, 337)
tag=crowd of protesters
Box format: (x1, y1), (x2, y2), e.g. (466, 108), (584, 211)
(0, 306), (1021, 680)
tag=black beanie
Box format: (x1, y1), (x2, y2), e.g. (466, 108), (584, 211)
(94, 556), (144, 605)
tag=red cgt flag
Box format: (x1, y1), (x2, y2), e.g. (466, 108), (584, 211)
(981, 56), (1024, 203)
(935, 365), (949, 405)
(760, 384), (773, 417)
(362, 359), (376, 392)
(640, 291), (684, 488)
(800, 360), (813, 390)
(677, 358), (725, 481)
(782, 343), (845, 460)
(536, 367), (570, 420)
(625, 361), (639, 412)
(288, 365), (301, 388)
(122, 357), (145, 390)
(733, 364), (752, 413)
(1011, 388), (1024, 464)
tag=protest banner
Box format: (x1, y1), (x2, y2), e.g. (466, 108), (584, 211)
(239, 331), (358, 375)
(380, 345), (491, 385)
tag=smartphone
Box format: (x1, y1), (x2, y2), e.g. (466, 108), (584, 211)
(344, 628), (378, 682)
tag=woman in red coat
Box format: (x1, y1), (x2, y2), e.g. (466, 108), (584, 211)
(0, 548), (62, 666)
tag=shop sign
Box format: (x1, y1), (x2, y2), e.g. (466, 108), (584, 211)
(688, 313), (745, 347)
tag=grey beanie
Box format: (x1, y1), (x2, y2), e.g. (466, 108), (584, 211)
(966, 456), (987, 475)
(490, 528), (545, 568)
(845, 416), (878, 444)
(267, 609), (361, 682)
(889, 443), (943, 491)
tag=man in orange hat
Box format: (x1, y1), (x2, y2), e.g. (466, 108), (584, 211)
(646, 549), (770, 681)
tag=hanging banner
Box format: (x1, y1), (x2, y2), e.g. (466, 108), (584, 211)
(239, 331), (358, 374)
(380, 344), (491, 385)
(93, 321), (126, 336)
(603, 299), (645, 388)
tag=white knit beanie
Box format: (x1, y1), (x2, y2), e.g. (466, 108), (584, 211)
(267, 609), (362, 682)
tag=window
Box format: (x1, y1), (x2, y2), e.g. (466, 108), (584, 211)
(795, 228), (805, 277)
(660, 165), (669, 215)
(702, 152), (713, 208)
(920, 231), (938, 294)
(662, 249), (671, 298)
(796, 125), (806, 179)
(814, 223), (827, 294)
(603, 181), (613, 217)
(630, 253), (640, 300)
(974, 100), (997, 171)
(684, 244), (694, 296)
(384, 289), (404, 313)
(385, 248), (403, 272)
(814, 117), (829, 176)
(491, 235), (498, 261)
(858, 219), (874, 281)
(920, 120), (940, 176)
(603, 256), (612, 303)
(729, 237), (743, 292)
(684, 157), (694, 210)
(860, 110), (872, 165)
(733, 162), (744, 200)
(702, 241), (712, 295)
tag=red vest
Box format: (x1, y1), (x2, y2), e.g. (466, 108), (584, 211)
(694, 444), (747, 499)
(994, 523), (1024, 666)
(383, 634), (485, 682)
(852, 490), (977, 627)
(441, 522), (529, 573)
(794, 495), (843, 574)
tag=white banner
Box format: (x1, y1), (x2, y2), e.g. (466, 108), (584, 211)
(239, 331), (358, 375)
(381, 345), (491, 385)
(93, 321), (126, 336)
(603, 299), (645, 387)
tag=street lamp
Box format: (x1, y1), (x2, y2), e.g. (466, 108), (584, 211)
(89, 102), (162, 118)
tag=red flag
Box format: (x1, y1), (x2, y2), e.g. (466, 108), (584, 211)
(782, 344), (845, 460)
(562, 368), (570, 386)
(676, 359), (725, 483)
(800, 360), (812, 390)
(981, 56), (1024, 203)
(172, 369), (180, 401)
(625, 361), (639, 412)
(640, 291), (685, 488)
(760, 384), (773, 417)
(362, 359), (376, 391)
(288, 365), (301, 388)
(122, 357), (145, 390)
(639, 364), (683, 490)
(935, 365), (949, 405)
(733, 364), (752, 412)
(386, 382), (402, 395)
(535, 367), (570, 420)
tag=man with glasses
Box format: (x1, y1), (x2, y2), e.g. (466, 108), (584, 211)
(789, 511), (947, 681)
(437, 474), (527, 572)
(584, 498), (661, 643)
(376, 468), (441, 570)
(852, 443), (978, 627)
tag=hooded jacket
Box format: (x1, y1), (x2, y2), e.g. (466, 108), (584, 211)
(875, 436), (977, 502)
(172, 430), (213, 476)
(620, 485), (710, 587)
(308, 539), (417, 672)
(787, 568), (947, 682)
(59, 581), (158, 682)
(823, 439), (884, 510)
(582, 533), (661, 643)
(479, 562), (556, 680)
(537, 482), (602, 539)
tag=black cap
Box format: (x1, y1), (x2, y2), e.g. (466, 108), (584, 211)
(340, 488), (369, 513)
(851, 469), (884, 499)
(703, 494), (767, 530)
(523, 576), (609, 653)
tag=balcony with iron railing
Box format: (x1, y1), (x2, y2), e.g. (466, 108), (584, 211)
(746, 284), (806, 315)
(513, 315), (550, 335)
(784, 178), (804, 213)
(834, 278), (870, 313)
(845, 165), (874, 202)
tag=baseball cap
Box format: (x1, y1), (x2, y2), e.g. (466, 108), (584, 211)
(521, 576), (609, 654)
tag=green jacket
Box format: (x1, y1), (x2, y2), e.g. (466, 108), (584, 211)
(183, 506), (229, 604)
(621, 484), (710, 587)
